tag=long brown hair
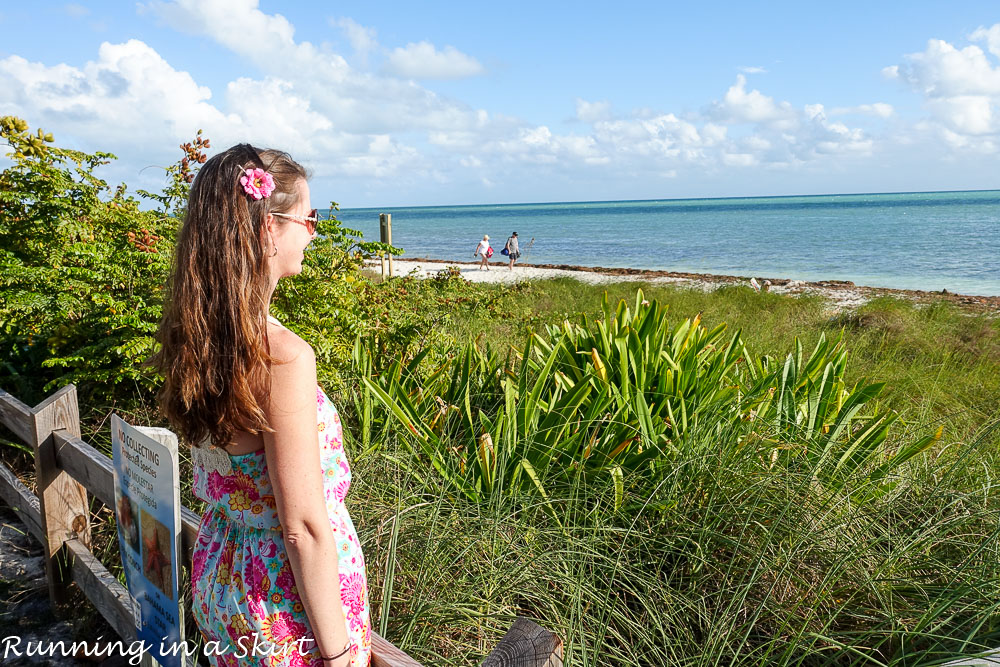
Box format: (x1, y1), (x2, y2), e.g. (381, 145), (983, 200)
(152, 144), (307, 447)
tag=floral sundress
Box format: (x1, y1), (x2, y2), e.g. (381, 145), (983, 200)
(191, 387), (371, 667)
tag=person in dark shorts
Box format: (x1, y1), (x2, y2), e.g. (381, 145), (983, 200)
(504, 231), (520, 270)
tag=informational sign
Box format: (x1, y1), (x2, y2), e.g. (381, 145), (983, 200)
(111, 415), (184, 667)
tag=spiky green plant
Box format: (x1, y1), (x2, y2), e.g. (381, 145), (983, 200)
(358, 290), (936, 509)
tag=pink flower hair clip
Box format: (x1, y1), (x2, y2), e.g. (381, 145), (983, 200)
(240, 167), (275, 200)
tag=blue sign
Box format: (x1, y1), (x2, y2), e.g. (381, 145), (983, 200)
(112, 415), (185, 667)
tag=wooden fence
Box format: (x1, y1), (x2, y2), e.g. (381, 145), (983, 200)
(0, 384), (563, 666)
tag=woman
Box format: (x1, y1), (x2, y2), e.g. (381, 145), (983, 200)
(153, 144), (370, 666)
(473, 234), (491, 270)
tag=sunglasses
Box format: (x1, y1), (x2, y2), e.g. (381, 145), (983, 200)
(273, 209), (319, 236)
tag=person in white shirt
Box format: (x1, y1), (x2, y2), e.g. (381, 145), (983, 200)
(473, 234), (492, 270)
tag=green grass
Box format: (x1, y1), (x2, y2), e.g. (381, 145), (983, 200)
(349, 414), (1000, 665)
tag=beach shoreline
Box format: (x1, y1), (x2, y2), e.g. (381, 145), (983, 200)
(367, 257), (1000, 314)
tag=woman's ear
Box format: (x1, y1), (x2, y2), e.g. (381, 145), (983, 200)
(259, 217), (276, 255)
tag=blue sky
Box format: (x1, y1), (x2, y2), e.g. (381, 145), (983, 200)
(2, 1), (1000, 206)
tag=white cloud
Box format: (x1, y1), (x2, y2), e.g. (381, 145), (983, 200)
(709, 74), (796, 126)
(334, 134), (424, 179)
(575, 99), (613, 123)
(804, 103), (826, 121)
(0, 0), (482, 190)
(0, 40), (233, 150)
(738, 66), (767, 74)
(223, 77), (333, 153)
(590, 113), (714, 162)
(829, 103), (894, 118)
(890, 38), (1000, 97)
(143, 0), (483, 135)
(701, 123), (728, 144)
(143, 0), (301, 66)
(0, 37), (419, 186)
(332, 17), (378, 58)
(723, 152), (758, 167)
(691, 78), (876, 164)
(741, 136), (771, 151)
(970, 24), (1000, 59)
(926, 95), (993, 134)
(384, 41), (485, 80)
(811, 120), (871, 154)
(886, 25), (1000, 140)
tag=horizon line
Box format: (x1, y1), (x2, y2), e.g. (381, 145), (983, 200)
(333, 188), (1000, 211)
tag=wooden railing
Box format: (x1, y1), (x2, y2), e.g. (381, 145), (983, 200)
(0, 384), (563, 666)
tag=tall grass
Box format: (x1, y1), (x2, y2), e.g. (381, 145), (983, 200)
(348, 408), (1000, 665)
(341, 281), (1000, 666)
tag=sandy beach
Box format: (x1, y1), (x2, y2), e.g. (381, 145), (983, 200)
(367, 257), (1000, 314)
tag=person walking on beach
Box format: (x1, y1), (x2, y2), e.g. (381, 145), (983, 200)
(473, 234), (492, 270)
(152, 144), (370, 666)
(504, 231), (520, 270)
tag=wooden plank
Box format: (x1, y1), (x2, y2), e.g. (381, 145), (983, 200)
(65, 538), (137, 642)
(479, 618), (563, 667)
(54, 431), (115, 506)
(0, 459), (44, 543)
(0, 386), (34, 444)
(372, 631), (424, 667)
(31, 384), (91, 606)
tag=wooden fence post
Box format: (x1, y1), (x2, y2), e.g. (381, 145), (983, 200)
(379, 212), (386, 279)
(479, 617), (563, 667)
(31, 384), (91, 607)
(380, 213), (393, 278)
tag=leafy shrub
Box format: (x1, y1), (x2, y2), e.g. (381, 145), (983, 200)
(0, 116), (174, 405)
(0, 117), (398, 411)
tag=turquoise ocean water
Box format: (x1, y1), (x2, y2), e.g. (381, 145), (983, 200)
(331, 190), (1000, 296)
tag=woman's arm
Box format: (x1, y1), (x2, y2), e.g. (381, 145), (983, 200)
(264, 330), (351, 663)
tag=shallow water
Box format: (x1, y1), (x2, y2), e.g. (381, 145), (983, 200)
(331, 190), (1000, 296)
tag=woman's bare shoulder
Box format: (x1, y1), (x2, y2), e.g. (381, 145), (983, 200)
(267, 324), (316, 376)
